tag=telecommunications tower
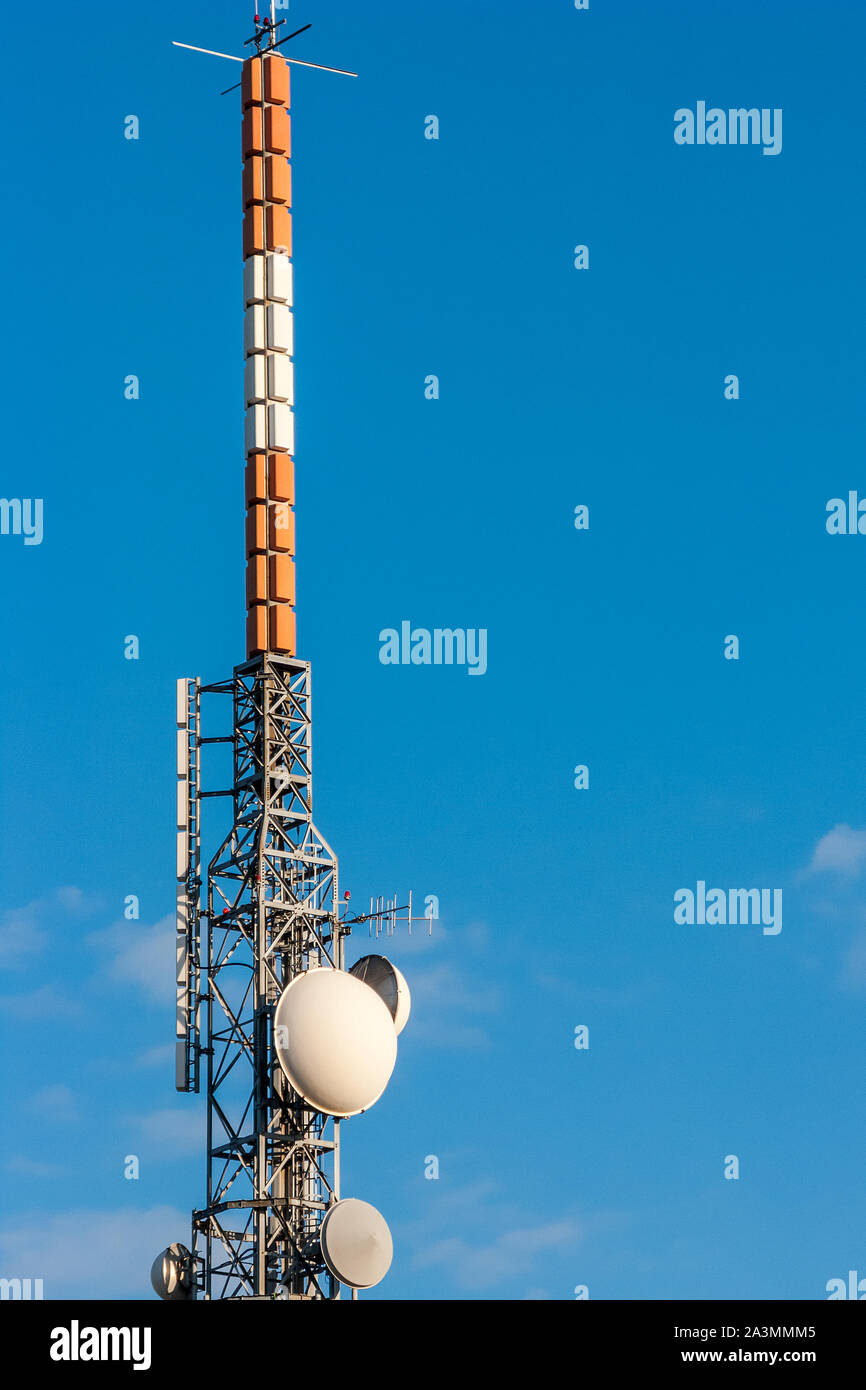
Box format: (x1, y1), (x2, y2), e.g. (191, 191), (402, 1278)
(151, 9), (420, 1302)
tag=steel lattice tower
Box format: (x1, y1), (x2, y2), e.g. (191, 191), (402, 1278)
(180, 656), (343, 1299)
(167, 13), (394, 1302)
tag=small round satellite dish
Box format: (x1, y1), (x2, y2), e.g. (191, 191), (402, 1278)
(349, 954), (411, 1035)
(320, 1198), (393, 1289)
(273, 968), (397, 1117)
(150, 1242), (192, 1301)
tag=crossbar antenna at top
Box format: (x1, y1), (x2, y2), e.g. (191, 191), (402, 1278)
(171, 19), (358, 84)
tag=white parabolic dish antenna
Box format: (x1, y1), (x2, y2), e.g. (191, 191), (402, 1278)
(350, 954), (411, 1035)
(273, 968), (397, 1117)
(150, 1243), (192, 1301)
(320, 1198), (393, 1289)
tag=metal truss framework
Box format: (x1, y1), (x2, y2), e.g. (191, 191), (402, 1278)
(190, 654), (343, 1300)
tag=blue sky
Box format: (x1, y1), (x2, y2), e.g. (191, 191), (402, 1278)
(1, 0), (866, 1300)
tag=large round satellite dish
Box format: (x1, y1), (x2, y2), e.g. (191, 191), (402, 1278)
(320, 1198), (393, 1289)
(349, 955), (411, 1035)
(273, 968), (397, 1117)
(150, 1242), (192, 1301)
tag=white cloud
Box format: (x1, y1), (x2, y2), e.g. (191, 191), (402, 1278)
(27, 1084), (79, 1124)
(5, 1155), (69, 1179)
(134, 1044), (176, 1070)
(404, 960), (502, 1049)
(409, 962), (500, 1012)
(797, 827), (866, 990)
(0, 983), (84, 1021)
(0, 888), (86, 968)
(88, 915), (174, 1005)
(0, 1205), (188, 1299)
(839, 928), (866, 992)
(400, 1179), (582, 1292)
(414, 1020), (494, 1050)
(134, 1106), (204, 1158)
(804, 824), (866, 878)
(413, 1216), (581, 1290)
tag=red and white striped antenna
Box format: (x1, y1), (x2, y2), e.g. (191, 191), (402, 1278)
(171, 17), (356, 660)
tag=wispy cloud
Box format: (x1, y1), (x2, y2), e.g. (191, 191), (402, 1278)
(404, 960), (502, 1050)
(408, 1195), (578, 1289)
(535, 970), (663, 1008)
(134, 1106), (204, 1157)
(802, 824), (866, 879)
(0, 887), (86, 968)
(27, 1084), (79, 1124)
(839, 928), (866, 992)
(87, 915), (173, 1005)
(405, 1179), (582, 1291)
(414, 1217), (582, 1289)
(5, 1155), (69, 1179)
(0, 982), (84, 1021)
(134, 1044), (175, 1070)
(0, 1206), (188, 1299)
(797, 825), (866, 992)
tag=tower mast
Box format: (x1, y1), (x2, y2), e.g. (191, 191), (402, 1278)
(194, 22), (339, 1300)
(162, 18), (396, 1301)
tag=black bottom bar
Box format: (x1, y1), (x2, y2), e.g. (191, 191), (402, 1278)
(7, 1297), (861, 1376)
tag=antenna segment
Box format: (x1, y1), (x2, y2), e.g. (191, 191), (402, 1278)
(155, 21), (421, 1303)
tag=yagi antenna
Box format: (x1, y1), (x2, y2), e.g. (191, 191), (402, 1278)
(171, 19), (358, 94)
